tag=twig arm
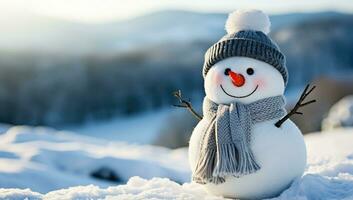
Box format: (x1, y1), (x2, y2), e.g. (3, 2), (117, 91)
(275, 84), (317, 128)
(173, 90), (203, 121)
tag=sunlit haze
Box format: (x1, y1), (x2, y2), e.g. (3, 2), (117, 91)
(1, 0), (353, 23)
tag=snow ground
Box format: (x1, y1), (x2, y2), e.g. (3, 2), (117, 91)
(0, 126), (189, 193)
(0, 127), (353, 199)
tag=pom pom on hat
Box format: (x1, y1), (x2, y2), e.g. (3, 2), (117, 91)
(225, 9), (271, 34)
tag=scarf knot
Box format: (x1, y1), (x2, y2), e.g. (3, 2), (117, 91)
(193, 95), (286, 184)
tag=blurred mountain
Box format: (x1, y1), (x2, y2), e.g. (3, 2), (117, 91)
(272, 13), (353, 87)
(0, 10), (345, 54)
(0, 10), (352, 128)
(1, 10), (222, 53)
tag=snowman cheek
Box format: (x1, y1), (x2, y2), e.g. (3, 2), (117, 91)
(214, 72), (224, 85)
(253, 78), (266, 89)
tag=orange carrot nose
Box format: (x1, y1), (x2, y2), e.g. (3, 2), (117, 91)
(228, 71), (245, 87)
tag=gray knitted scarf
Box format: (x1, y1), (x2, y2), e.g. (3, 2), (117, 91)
(193, 95), (286, 184)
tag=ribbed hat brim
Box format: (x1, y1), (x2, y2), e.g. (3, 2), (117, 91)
(202, 38), (288, 85)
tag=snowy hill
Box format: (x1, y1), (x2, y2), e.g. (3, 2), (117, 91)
(0, 126), (353, 199)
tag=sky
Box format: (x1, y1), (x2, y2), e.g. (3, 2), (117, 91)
(1, 0), (353, 23)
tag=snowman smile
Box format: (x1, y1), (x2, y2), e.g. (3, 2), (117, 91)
(220, 84), (259, 98)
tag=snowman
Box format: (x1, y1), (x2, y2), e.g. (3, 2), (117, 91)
(174, 9), (315, 199)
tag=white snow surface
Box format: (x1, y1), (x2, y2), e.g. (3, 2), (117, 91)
(1, 127), (353, 199)
(0, 126), (189, 193)
(322, 95), (353, 131)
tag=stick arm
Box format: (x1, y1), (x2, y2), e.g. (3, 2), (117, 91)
(275, 84), (317, 128)
(173, 90), (203, 121)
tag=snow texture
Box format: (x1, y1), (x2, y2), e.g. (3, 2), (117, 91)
(1, 127), (353, 199)
(322, 95), (353, 130)
(225, 9), (271, 34)
(0, 177), (223, 200)
(0, 126), (189, 193)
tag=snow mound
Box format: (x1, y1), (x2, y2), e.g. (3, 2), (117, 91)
(0, 177), (223, 200)
(322, 95), (353, 130)
(46, 177), (225, 200)
(277, 174), (353, 200)
(0, 188), (42, 200)
(0, 126), (189, 193)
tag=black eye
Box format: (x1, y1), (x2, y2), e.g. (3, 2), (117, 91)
(246, 68), (254, 75)
(224, 68), (231, 75)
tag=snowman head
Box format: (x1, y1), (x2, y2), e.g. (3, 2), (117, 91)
(202, 9), (287, 104)
(204, 57), (284, 104)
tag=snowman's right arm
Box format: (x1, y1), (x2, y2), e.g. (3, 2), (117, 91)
(173, 90), (203, 121)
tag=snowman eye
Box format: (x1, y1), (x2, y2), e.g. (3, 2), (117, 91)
(224, 68), (231, 75)
(246, 68), (254, 75)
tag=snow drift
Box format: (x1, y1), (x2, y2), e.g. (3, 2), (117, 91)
(0, 126), (353, 199)
(0, 126), (189, 193)
(322, 95), (353, 130)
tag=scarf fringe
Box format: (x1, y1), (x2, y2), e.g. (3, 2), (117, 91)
(235, 140), (260, 176)
(193, 148), (216, 183)
(212, 143), (238, 177)
(192, 148), (226, 184)
(193, 176), (226, 185)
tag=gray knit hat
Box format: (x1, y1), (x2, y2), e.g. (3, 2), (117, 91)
(202, 10), (288, 85)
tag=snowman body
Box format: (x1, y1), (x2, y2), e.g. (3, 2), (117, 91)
(190, 54), (307, 199)
(189, 117), (306, 199)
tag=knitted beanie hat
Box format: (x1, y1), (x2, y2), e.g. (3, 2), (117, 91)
(202, 10), (288, 85)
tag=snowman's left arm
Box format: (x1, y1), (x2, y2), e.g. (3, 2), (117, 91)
(275, 84), (316, 128)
